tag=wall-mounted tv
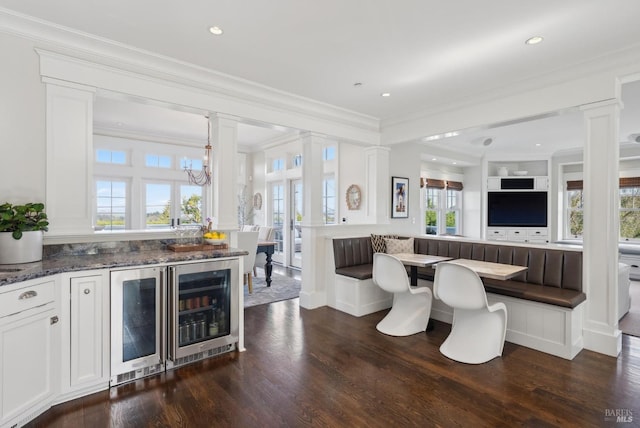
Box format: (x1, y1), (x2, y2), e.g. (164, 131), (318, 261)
(487, 191), (548, 227)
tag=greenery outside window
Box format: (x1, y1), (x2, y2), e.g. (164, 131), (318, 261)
(620, 179), (640, 240)
(564, 178), (640, 241)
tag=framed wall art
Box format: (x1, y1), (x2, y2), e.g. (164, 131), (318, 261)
(391, 176), (409, 218)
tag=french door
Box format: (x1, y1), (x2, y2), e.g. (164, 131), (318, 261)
(290, 179), (303, 269)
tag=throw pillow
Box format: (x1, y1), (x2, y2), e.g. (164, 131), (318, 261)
(384, 237), (414, 254)
(371, 234), (399, 253)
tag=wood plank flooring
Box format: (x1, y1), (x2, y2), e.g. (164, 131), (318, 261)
(28, 298), (640, 427)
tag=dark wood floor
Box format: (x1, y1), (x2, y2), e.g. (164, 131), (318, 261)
(29, 297), (640, 427)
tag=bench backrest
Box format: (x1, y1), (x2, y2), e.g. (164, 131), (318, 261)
(415, 238), (582, 291)
(333, 237), (374, 269)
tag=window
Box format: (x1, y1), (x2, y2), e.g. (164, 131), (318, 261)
(425, 187), (440, 235)
(566, 180), (584, 238)
(180, 185), (203, 225)
(94, 139), (206, 232)
(272, 158), (284, 171)
(145, 183), (171, 229)
(96, 180), (127, 230)
(563, 177), (640, 241)
(323, 146), (336, 161)
(180, 157), (203, 170)
(145, 154), (171, 168)
(272, 184), (285, 252)
(423, 178), (463, 235)
(96, 149), (126, 164)
(445, 189), (462, 235)
(323, 176), (336, 224)
(293, 154), (303, 167)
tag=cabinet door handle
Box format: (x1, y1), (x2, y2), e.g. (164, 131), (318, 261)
(84, 288), (91, 294)
(18, 290), (38, 300)
(632, 265), (639, 268)
(50, 316), (59, 325)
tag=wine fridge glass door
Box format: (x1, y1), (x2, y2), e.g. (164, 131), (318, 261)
(169, 259), (239, 362)
(110, 266), (165, 385)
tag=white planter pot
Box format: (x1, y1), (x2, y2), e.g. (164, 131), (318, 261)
(0, 231), (43, 264)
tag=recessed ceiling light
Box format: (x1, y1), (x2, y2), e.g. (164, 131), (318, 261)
(535, 143), (542, 147)
(525, 36), (543, 45)
(381, 92), (391, 97)
(431, 158), (437, 161)
(452, 162), (457, 165)
(209, 26), (224, 36)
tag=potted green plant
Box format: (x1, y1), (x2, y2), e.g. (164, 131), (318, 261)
(0, 202), (49, 264)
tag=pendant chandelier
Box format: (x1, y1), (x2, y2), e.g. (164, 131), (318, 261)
(184, 116), (212, 186)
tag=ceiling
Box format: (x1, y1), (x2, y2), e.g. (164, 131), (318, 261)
(3, 1), (640, 159)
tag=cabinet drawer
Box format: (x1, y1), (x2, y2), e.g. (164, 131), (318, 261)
(0, 280), (55, 318)
(487, 229), (506, 238)
(528, 229), (548, 237)
(507, 230), (527, 239)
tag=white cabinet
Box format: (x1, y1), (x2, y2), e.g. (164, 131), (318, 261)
(487, 227), (549, 243)
(57, 270), (110, 402)
(0, 278), (58, 428)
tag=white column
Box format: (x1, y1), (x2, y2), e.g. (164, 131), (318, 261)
(364, 146), (391, 224)
(299, 132), (326, 309)
(581, 99), (622, 357)
(211, 113), (239, 231)
(44, 79), (96, 236)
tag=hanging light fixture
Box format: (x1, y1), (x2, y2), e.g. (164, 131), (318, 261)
(184, 115), (212, 186)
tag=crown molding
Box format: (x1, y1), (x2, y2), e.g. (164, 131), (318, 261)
(0, 7), (380, 142)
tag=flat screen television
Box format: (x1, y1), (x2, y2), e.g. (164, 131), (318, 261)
(487, 191), (548, 227)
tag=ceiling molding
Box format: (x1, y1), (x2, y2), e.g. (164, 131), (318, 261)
(0, 8), (380, 141)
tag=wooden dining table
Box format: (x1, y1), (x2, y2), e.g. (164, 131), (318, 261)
(392, 253), (453, 286)
(444, 258), (527, 280)
(256, 241), (277, 287)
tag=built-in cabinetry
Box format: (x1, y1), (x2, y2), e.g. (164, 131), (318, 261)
(0, 254), (243, 426)
(485, 159), (550, 243)
(486, 227), (549, 244)
(0, 277), (59, 428)
(57, 270), (110, 403)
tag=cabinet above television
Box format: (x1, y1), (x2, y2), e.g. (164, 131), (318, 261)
(487, 159), (548, 177)
(487, 176), (548, 191)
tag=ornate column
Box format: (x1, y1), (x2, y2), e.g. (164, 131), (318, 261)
(581, 99), (622, 357)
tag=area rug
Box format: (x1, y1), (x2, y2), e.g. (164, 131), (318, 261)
(243, 272), (301, 307)
(620, 281), (640, 337)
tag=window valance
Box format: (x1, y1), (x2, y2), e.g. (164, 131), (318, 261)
(420, 178), (463, 190)
(566, 177), (640, 190)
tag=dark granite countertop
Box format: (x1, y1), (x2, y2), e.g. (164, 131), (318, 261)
(0, 246), (247, 287)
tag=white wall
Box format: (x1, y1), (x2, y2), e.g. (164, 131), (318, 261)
(463, 165), (483, 239)
(338, 142), (367, 224)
